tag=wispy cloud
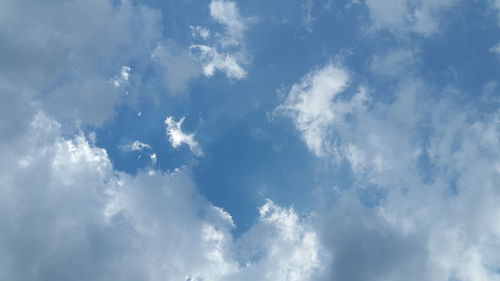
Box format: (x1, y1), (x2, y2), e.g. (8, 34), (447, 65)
(189, 0), (251, 79)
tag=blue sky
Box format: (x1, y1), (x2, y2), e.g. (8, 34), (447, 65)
(1, 0), (500, 280)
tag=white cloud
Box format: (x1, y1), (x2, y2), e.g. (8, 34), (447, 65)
(0, 111), (325, 281)
(165, 116), (203, 156)
(233, 200), (325, 281)
(281, 61), (500, 281)
(150, 153), (158, 166)
(121, 140), (152, 152)
(189, 0), (251, 79)
(0, 111), (235, 281)
(110, 66), (132, 88)
(277, 63), (368, 157)
(190, 44), (247, 79)
(209, 0), (247, 46)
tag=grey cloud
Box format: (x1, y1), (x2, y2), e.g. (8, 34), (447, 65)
(0, 0), (162, 125)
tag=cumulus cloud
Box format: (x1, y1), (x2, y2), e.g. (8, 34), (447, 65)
(280, 61), (500, 280)
(0, 111), (232, 281)
(189, 0), (251, 79)
(277, 63), (368, 157)
(165, 116), (203, 156)
(0, 111), (324, 281)
(233, 200), (325, 281)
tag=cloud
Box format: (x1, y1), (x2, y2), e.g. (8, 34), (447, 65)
(190, 44), (247, 79)
(209, 0), (248, 46)
(364, 0), (458, 36)
(495, 0), (500, 24)
(277, 63), (368, 157)
(121, 140), (152, 152)
(0, 111), (324, 281)
(280, 61), (500, 281)
(110, 66), (132, 88)
(165, 116), (203, 156)
(300, 0), (315, 33)
(491, 43), (500, 55)
(189, 0), (251, 79)
(0, 111), (235, 281)
(231, 200), (325, 281)
(0, 0), (164, 125)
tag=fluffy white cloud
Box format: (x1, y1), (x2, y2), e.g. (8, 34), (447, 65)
(277, 63), (368, 157)
(189, 0), (250, 79)
(280, 61), (500, 280)
(232, 200), (325, 281)
(165, 116), (203, 156)
(0, 110), (325, 281)
(0, 111), (235, 281)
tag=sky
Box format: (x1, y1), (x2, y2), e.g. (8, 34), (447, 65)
(0, 0), (500, 280)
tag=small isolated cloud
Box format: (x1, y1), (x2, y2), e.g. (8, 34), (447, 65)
(277, 63), (368, 157)
(490, 43), (500, 55)
(165, 116), (203, 156)
(190, 25), (211, 40)
(110, 66), (132, 87)
(189, 0), (251, 79)
(150, 153), (157, 166)
(121, 140), (152, 152)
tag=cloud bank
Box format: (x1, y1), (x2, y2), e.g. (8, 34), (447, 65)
(1, 0), (499, 280)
